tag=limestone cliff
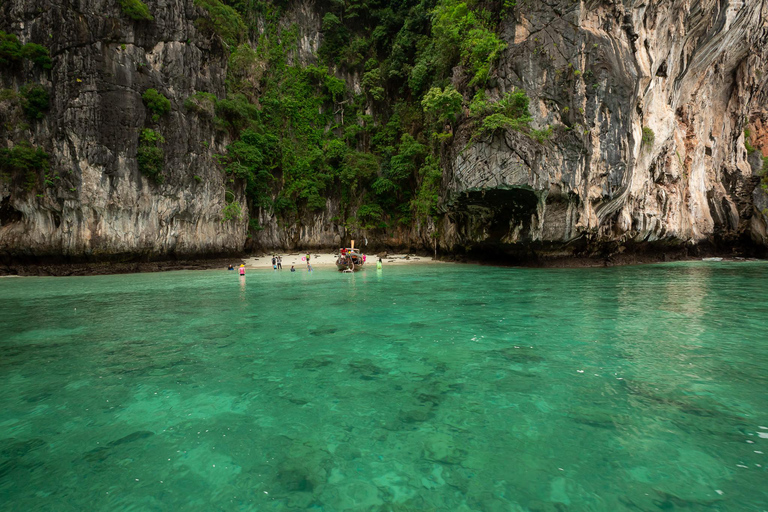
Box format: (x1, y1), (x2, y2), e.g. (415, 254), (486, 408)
(0, 0), (246, 263)
(1, 0), (767, 265)
(441, 0), (768, 260)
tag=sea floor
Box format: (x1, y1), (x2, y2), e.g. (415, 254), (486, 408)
(1, 262), (767, 511)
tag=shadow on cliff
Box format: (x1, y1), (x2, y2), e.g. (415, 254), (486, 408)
(0, 253), (245, 276)
(447, 238), (768, 268)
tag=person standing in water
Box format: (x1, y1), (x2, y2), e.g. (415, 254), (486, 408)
(290, 265), (295, 272)
(376, 258), (382, 270)
(239, 264), (246, 276)
(277, 256), (283, 270)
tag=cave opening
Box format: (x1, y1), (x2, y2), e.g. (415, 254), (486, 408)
(0, 197), (22, 226)
(452, 187), (539, 242)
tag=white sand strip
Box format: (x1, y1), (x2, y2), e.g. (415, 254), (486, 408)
(240, 252), (441, 269)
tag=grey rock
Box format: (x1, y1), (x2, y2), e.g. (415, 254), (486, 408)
(2, 0), (767, 262)
(442, 0), (768, 258)
(0, 0), (245, 261)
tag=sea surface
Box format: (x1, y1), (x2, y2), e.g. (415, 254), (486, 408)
(1, 262), (767, 511)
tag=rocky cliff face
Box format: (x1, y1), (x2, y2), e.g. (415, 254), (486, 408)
(441, 0), (768, 259)
(1, 0), (767, 264)
(0, 0), (246, 263)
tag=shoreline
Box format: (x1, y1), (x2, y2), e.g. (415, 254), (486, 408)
(0, 252), (763, 277)
(0, 258), (240, 277)
(244, 252), (442, 270)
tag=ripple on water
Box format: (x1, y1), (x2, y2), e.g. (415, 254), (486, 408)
(0, 263), (767, 510)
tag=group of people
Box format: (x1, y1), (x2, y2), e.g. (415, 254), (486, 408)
(228, 254), (314, 274)
(271, 254), (313, 272)
(227, 263), (247, 275)
(229, 252), (386, 273)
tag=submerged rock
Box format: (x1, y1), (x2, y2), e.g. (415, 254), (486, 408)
(107, 430), (154, 447)
(0, 437), (46, 458)
(423, 433), (466, 465)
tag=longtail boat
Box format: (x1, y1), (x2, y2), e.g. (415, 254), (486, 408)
(336, 241), (365, 271)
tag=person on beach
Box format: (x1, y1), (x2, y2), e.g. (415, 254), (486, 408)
(306, 253), (311, 265)
(290, 265), (295, 272)
(277, 256), (282, 270)
(239, 264), (245, 276)
(271, 255), (276, 270)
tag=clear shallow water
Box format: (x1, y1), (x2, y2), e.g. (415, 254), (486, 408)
(1, 262), (767, 512)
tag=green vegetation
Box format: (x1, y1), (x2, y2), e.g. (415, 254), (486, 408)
(362, 65), (385, 102)
(119, 0), (154, 21)
(355, 202), (385, 229)
(422, 86), (463, 127)
(0, 31), (22, 66)
(411, 0), (506, 89)
(191, 0), (532, 234)
(184, 91), (218, 118)
(249, 218), (262, 231)
(136, 128), (165, 183)
(412, 155), (442, 221)
(318, 13), (348, 64)
(194, 0), (246, 49)
(142, 88), (171, 122)
(762, 157), (768, 191)
(745, 129), (756, 154)
(0, 32), (52, 69)
(20, 84), (49, 120)
(642, 127), (655, 148)
(222, 199), (243, 221)
(0, 141), (49, 191)
(44, 170), (61, 187)
(531, 125), (553, 143)
(226, 44), (262, 100)
(0, 88), (17, 102)
(469, 89), (533, 137)
(21, 43), (52, 69)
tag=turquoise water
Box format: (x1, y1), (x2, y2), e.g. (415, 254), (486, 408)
(1, 262), (767, 511)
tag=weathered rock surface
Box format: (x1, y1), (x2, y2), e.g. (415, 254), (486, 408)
(442, 0), (768, 259)
(0, 0), (246, 264)
(1, 0), (767, 265)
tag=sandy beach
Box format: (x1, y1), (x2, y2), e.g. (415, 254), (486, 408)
(243, 252), (440, 269)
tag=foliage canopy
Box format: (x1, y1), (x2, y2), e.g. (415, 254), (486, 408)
(119, 0), (154, 21)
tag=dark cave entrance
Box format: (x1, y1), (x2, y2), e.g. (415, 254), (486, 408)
(450, 187), (540, 242)
(0, 197), (22, 226)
